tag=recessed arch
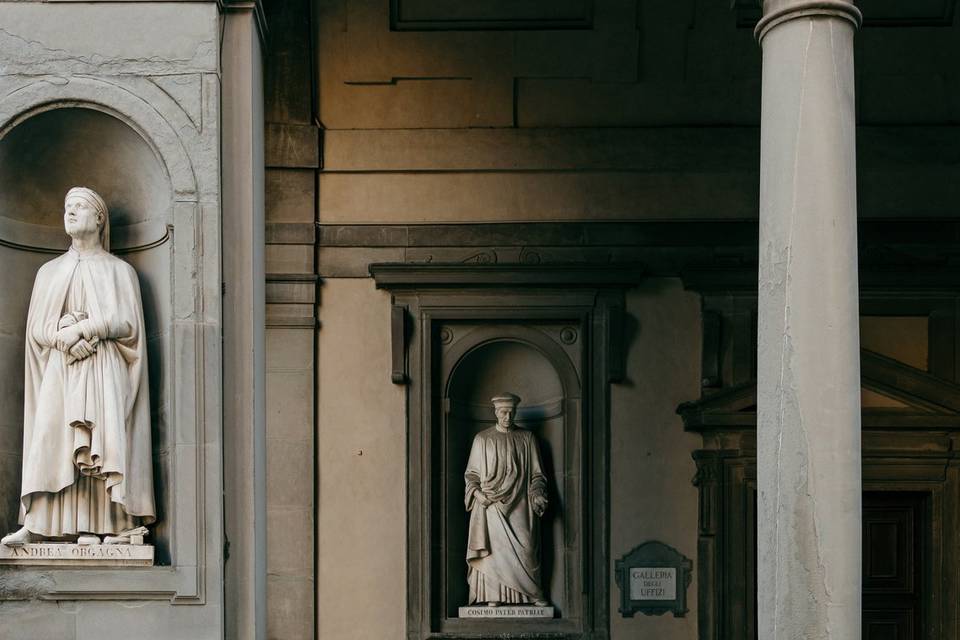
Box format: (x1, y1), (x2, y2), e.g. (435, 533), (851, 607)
(0, 77), (197, 198)
(444, 325), (582, 402)
(0, 106), (171, 253)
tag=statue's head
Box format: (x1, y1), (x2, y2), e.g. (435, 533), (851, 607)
(491, 393), (521, 430)
(64, 187), (109, 249)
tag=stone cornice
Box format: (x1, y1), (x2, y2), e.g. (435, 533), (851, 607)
(370, 263), (643, 290)
(755, 0), (862, 42)
(218, 0), (268, 46)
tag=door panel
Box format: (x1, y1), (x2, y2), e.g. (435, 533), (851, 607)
(862, 492), (927, 640)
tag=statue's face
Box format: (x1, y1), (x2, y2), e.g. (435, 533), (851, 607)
(495, 406), (516, 429)
(64, 195), (101, 239)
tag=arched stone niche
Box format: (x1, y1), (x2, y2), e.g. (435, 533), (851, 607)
(0, 104), (173, 562)
(0, 106), (171, 252)
(444, 333), (578, 618)
(372, 263), (628, 639)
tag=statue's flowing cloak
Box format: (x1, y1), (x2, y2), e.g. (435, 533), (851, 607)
(464, 426), (547, 602)
(18, 248), (156, 525)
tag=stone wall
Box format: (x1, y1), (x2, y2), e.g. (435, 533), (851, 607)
(0, 2), (227, 637)
(264, 1), (320, 639)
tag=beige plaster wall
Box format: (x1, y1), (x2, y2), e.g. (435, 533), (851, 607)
(313, 0), (960, 226)
(314, 277), (701, 639)
(311, 0), (762, 226)
(610, 279), (702, 639)
(316, 279), (407, 639)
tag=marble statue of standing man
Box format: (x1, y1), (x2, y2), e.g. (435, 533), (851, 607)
(465, 393), (549, 607)
(1, 187), (155, 547)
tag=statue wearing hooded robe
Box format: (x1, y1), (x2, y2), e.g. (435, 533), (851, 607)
(464, 393), (550, 607)
(1, 187), (155, 547)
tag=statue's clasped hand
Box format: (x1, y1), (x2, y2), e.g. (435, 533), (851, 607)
(531, 491), (548, 517)
(68, 339), (96, 361)
(55, 323), (82, 353)
(55, 315), (98, 363)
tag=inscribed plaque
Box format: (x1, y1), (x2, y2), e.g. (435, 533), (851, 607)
(629, 567), (677, 601)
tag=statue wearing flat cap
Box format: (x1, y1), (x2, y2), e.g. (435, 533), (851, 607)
(1, 187), (155, 547)
(464, 393), (550, 607)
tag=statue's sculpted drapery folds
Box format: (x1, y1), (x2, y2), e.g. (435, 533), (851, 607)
(464, 393), (549, 607)
(2, 187), (155, 547)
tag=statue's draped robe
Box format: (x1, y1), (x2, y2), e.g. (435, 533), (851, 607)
(465, 426), (547, 604)
(18, 247), (156, 536)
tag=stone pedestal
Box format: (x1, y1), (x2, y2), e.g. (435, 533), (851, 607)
(0, 543), (154, 567)
(458, 605), (555, 619)
(755, 1), (863, 638)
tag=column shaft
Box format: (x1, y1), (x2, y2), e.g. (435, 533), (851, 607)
(756, 1), (862, 638)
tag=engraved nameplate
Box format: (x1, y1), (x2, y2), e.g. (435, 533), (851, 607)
(615, 540), (692, 617)
(630, 567), (676, 601)
(0, 543), (154, 566)
(459, 605), (554, 618)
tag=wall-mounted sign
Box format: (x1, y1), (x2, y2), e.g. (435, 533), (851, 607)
(615, 541), (692, 617)
(630, 566), (676, 600)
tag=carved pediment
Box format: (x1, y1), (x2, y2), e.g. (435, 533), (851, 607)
(678, 348), (960, 431)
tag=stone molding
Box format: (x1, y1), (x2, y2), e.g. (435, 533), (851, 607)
(218, 0), (268, 45)
(265, 273), (319, 328)
(319, 221), (960, 290)
(755, 0), (862, 42)
(390, 0), (593, 31)
(0, 79), (199, 199)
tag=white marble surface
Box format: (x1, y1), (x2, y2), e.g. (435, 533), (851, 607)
(756, 1), (863, 638)
(458, 605), (554, 619)
(2, 187), (156, 548)
(0, 543), (153, 567)
(465, 394), (550, 606)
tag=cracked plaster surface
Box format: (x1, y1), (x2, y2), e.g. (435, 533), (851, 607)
(0, 4), (217, 77)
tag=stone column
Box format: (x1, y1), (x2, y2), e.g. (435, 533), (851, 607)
(755, 1), (862, 638)
(222, 2), (267, 639)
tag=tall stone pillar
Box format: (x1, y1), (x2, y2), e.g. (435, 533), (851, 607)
(755, 1), (862, 638)
(222, 2), (267, 639)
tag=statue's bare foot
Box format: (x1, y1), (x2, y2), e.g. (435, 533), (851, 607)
(77, 534), (100, 545)
(104, 526), (148, 545)
(533, 599), (549, 607)
(1, 526), (33, 546)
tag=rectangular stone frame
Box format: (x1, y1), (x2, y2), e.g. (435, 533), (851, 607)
(372, 263), (634, 640)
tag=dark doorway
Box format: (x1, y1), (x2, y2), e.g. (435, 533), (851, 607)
(862, 492), (929, 640)
(741, 490), (932, 639)
(692, 450), (951, 640)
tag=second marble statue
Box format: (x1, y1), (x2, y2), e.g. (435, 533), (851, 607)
(464, 393), (549, 608)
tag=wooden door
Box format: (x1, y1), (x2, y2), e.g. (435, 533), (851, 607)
(862, 492), (927, 640)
